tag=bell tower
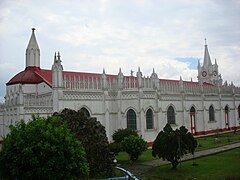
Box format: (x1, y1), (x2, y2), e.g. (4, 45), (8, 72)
(26, 28), (40, 68)
(198, 39), (222, 85)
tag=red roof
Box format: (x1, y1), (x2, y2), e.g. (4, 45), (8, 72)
(7, 67), (215, 87)
(6, 67), (118, 87)
(62, 71), (117, 81)
(6, 67), (52, 87)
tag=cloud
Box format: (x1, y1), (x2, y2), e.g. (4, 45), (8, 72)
(0, 0), (239, 99)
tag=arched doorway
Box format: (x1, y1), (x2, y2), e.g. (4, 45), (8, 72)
(190, 106), (196, 134)
(224, 106), (229, 129)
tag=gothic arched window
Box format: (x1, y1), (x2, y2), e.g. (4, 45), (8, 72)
(209, 105), (215, 122)
(190, 106), (196, 113)
(167, 106), (175, 124)
(146, 109), (154, 129)
(225, 106), (229, 113)
(238, 105), (240, 119)
(127, 109), (137, 130)
(79, 107), (90, 118)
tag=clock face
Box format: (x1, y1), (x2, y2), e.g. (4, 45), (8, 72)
(202, 71), (207, 77)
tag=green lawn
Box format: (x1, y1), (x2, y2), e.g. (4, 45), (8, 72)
(144, 147), (240, 180)
(196, 131), (240, 151)
(116, 130), (240, 162)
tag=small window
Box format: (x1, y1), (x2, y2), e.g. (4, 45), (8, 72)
(127, 109), (137, 130)
(167, 106), (175, 124)
(209, 105), (215, 122)
(146, 109), (153, 129)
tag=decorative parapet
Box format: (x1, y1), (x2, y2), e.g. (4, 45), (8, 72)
(23, 93), (53, 107)
(61, 71), (240, 96)
(221, 82), (240, 94)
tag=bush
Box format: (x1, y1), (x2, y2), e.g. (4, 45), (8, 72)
(122, 135), (147, 161)
(109, 142), (122, 155)
(53, 108), (114, 178)
(112, 128), (138, 143)
(0, 116), (89, 180)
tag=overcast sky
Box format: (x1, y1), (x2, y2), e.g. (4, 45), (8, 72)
(0, 0), (240, 103)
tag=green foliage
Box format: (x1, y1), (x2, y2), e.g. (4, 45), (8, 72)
(111, 128), (139, 156)
(152, 123), (197, 169)
(0, 116), (89, 180)
(53, 108), (114, 178)
(109, 142), (122, 155)
(122, 135), (147, 161)
(112, 128), (138, 143)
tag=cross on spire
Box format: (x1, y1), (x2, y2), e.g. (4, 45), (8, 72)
(204, 38), (207, 45)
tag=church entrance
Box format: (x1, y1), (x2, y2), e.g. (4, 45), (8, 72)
(224, 106), (229, 129)
(190, 107), (196, 134)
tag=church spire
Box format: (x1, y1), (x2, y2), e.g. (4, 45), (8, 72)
(203, 38), (212, 67)
(26, 28), (40, 68)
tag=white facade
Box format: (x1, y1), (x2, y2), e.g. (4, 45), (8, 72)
(1, 29), (240, 143)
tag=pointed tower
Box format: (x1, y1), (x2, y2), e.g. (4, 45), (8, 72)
(117, 68), (124, 89)
(52, 52), (63, 88)
(102, 68), (107, 90)
(203, 38), (212, 68)
(136, 67), (142, 88)
(179, 76), (184, 92)
(198, 39), (220, 85)
(151, 68), (159, 89)
(26, 28), (40, 68)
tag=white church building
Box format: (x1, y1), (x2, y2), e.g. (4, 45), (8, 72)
(0, 29), (240, 143)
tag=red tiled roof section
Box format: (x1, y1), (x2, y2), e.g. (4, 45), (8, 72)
(62, 71), (117, 81)
(6, 68), (118, 87)
(160, 79), (179, 84)
(6, 67), (215, 87)
(6, 67), (52, 87)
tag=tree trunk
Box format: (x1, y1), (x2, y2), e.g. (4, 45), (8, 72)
(171, 160), (179, 169)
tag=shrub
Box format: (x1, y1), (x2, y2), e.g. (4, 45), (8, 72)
(112, 128), (138, 143)
(122, 135), (147, 161)
(53, 108), (114, 178)
(0, 116), (89, 179)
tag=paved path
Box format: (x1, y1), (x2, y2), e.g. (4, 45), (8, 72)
(120, 142), (240, 179)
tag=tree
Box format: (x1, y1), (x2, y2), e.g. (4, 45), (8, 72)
(122, 135), (147, 161)
(0, 115), (89, 180)
(152, 123), (197, 169)
(110, 128), (139, 155)
(53, 108), (114, 178)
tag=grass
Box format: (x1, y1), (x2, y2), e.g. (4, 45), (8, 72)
(116, 130), (240, 162)
(144, 147), (240, 180)
(196, 131), (240, 151)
